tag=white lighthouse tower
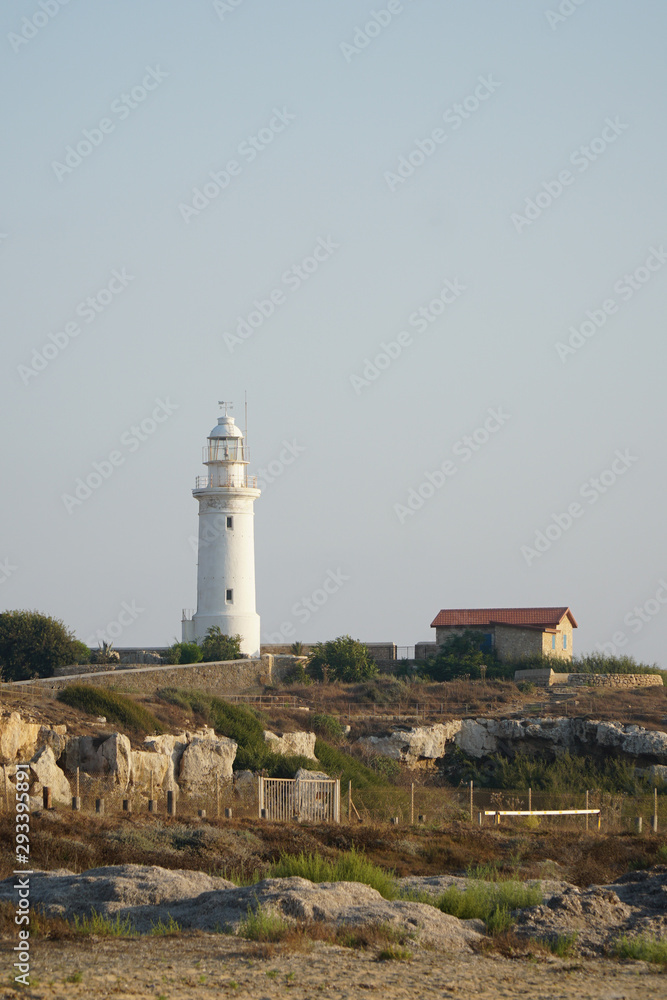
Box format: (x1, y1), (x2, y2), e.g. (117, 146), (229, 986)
(182, 402), (261, 657)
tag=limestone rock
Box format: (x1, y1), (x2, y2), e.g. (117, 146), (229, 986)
(130, 750), (171, 794)
(0, 713), (41, 763)
(357, 722), (461, 768)
(29, 746), (71, 805)
(63, 733), (132, 791)
(264, 730), (317, 760)
(455, 720), (498, 758)
(233, 770), (256, 797)
(178, 736), (237, 795)
(0, 864), (481, 949)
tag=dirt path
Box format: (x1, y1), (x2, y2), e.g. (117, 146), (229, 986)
(2, 935), (665, 1000)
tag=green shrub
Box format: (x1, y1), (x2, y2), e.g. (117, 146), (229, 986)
(282, 663), (310, 685)
(572, 652), (664, 679)
(546, 932), (578, 957)
(57, 686), (164, 735)
(200, 627), (242, 662)
(166, 641), (203, 665)
(307, 636), (378, 683)
(377, 945), (412, 961)
(311, 712), (345, 741)
(269, 848), (397, 899)
(314, 739), (387, 789)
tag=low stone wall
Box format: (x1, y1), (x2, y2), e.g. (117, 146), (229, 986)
(514, 668), (664, 689)
(24, 655), (303, 696)
(565, 673), (664, 688)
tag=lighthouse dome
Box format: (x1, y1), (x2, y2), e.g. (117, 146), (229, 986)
(209, 415), (243, 439)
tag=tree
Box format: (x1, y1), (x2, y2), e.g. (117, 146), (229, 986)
(307, 635), (377, 683)
(422, 630), (489, 682)
(200, 626), (243, 662)
(0, 610), (84, 681)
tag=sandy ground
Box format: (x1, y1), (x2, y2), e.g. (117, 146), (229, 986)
(1, 934), (665, 1000)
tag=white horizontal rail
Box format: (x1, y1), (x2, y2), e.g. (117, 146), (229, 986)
(484, 809), (600, 816)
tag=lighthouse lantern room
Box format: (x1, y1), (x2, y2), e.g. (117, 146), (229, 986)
(182, 402), (261, 656)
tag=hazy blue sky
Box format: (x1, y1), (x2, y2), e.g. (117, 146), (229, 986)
(2, 0), (667, 665)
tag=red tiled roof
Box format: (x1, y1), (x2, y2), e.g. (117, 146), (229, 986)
(430, 607), (577, 629)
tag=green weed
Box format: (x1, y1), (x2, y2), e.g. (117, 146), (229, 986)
(269, 848), (397, 899)
(434, 880), (542, 933)
(613, 933), (667, 964)
(237, 906), (291, 942)
(73, 910), (136, 937)
(377, 945), (412, 962)
(149, 915), (181, 936)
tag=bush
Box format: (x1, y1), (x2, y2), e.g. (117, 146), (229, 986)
(0, 610), (87, 681)
(200, 627), (242, 662)
(57, 686), (165, 735)
(311, 712), (345, 740)
(166, 641), (202, 665)
(282, 663), (311, 685)
(307, 636), (377, 683)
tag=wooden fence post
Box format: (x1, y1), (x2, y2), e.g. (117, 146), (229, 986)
(469, 780), (473, 822)
(411, 783), (415, 826)
(348, 780), (352, 823)
(653, 787), (658, 833)
(42, 787), (52, 810)
(585, 790), (589, 832)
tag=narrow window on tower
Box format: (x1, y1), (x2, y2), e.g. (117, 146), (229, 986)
(226, 516), (234, 529)
(226, 589), (233, 603)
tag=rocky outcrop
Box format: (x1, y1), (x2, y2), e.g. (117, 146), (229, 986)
(63, 733), (133, 791)
(0, 713), (42, 763)
(263, 730), (318, 760)
(0, 864), (481, 949)
(356, 722), (462, 768)
(28, 746), (71, 805)
(357, 716), (667, 768)
(514, 866), (667, 956)
(177, 736), (238, 796)
(454, 717), (667, 763)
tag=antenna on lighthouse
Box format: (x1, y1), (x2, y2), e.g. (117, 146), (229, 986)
(244, 391), (248, 460)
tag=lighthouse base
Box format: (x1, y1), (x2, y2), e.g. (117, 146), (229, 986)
(183, 612), (260, 658)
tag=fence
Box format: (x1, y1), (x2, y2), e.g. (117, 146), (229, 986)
(258, 776), (340, 823)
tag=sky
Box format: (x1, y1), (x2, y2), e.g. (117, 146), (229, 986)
(2, 0), (667, 666)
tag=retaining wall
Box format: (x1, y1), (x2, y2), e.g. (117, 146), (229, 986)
(22, 655), (303, 696)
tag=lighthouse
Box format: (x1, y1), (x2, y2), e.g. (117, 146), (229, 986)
(182, 402), (261, 656)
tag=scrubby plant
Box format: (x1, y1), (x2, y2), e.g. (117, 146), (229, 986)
(451, 749), (650, 795)
(165, 641), (203, 665)
(311, 712), (345, 741)
(613, 933), (667, 964)
(237, 905), (291, 942)
(200, 627), (242, 662)
(307, 636), (378, 683)
(269, 848), (397, 899)
(434, 879), (542, 932)
(57, 685), (164, 734)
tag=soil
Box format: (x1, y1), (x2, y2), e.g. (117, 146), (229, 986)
(1, 933), (665, 1000)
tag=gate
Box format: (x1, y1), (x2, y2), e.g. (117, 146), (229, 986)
(258, 776), (340, 823)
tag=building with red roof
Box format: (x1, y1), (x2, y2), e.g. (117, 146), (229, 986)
(430, 607), (577, 662)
